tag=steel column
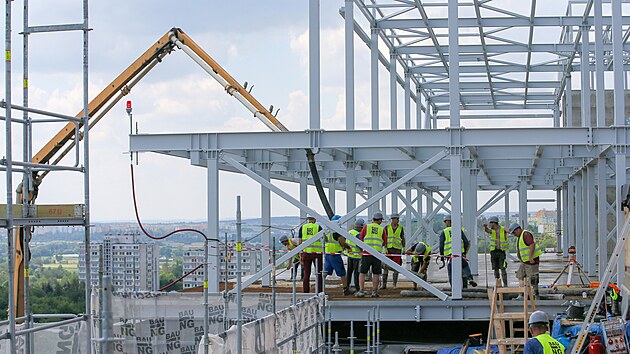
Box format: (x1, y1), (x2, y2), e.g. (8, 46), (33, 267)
(580, 25), (591, 128)
(465, 164), (479, 274)
(575, 173), (584, 266)
(346, 162), (356, 225)
(404, 73), (411, 130)
(370, 170), (380, 217)
(613, 0), (627, 286)
(556, 189), (562, 254)
(406, 184), (413, 247)
(597, 158), (607, 275)
(448, 0), (462, 299)
(371, 21), (379, 130)
(504, 188), (510, 227)
(309, 0), (320, 130)
(261, 165), (271, 287)
(586, 165), (596, 275)
(562, 182), (571, 257)
(566, 75), (573, 128)
(207, 157), (221, 292)
(300, 173), (308, 221)
(329, 181), (336, 214)
(594, 0), (606, 128)
(344, 0), (355, 131)
(390, 52), (397, 130)
(424, 97), (431, 129)
(568, 178), (576, 256)
(518, 182), (528, 229)
(450, 154), (463, 299)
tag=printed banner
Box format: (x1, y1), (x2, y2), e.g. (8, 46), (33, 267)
(203, 295), (324, 354)
(92, 290), (314, 353)
(0, 320), (88, 354)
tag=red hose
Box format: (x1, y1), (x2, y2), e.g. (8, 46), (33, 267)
(159, 263), (204, 291)
(130, 164), (210, 241)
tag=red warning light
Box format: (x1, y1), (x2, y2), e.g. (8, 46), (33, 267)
(126, 100), (132, 109)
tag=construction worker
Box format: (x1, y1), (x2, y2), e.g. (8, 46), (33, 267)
(345, 218), (365, 292)
(356, 212), (387, 298)
(406, 241), (431, 290)
(524, 311), (564, 354)
(299, 215), (323, 293)
(381, 213), (405, 289)
(510, 223), (542, 299)
(324, 215), (353, 296)
(439, 214), (477, 289)
(483, 216), (509, 287)
(279, 234), (302, 280)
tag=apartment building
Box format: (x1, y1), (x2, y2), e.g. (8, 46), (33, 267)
(79, 234), (159, 291)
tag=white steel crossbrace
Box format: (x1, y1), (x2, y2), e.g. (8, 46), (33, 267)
(222, 153), (450, 301)
(570, 215), (630, 354)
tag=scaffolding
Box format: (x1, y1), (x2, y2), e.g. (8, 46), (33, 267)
(2, 0), (92, 353)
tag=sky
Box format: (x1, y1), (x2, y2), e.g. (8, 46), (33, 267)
(0, 1), (577, 222)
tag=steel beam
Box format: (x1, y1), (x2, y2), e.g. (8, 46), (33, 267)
(328, 299), (585, 322)
(377, 16), (630, 30)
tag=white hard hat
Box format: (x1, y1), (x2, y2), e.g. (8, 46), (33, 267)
(488, 216), (499, 223)
(373, 212), (384, 220)
(444, 214), (452, 221)
(279, 235), (289, 243)
(509, 223), (521, 233)
(528, 311), (549, 325)
(390, 213), (400, 219)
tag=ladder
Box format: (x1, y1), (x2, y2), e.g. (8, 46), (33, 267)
(570, 215), (630, 354)
(485, 285), (536, 354)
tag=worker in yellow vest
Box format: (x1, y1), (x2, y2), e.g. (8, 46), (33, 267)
(345, 218), (365, 292)
(299, 215), (323, 293)
(324, 215), (353, 296)
(483, 216), (509, 287)
(355, 212), (387, 298)
(280, 234), (302, 280)
(381, 213), (405, 289)
(510, 223), (542, 298)
(406, 241), (432, 290)
(439, 214), (477, 288)
(524, 311), (564, 354)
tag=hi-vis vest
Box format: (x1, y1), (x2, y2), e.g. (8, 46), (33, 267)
(364, 223), (384, 253)
(443, 227), (466, 256)
(302, 223), (321, 253)
(490, 227), (509, 251)
(325, 233), (343, 254)
(386, 224), (403, 249)
(345, 229), (362, 259)
(412, 242), (432, 263)
(287, 239), (300, 262)
(533, 333), (565, 354)
(517, 231), (542, 262)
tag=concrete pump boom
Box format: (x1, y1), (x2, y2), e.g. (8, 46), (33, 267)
(13, 27), (331, 316)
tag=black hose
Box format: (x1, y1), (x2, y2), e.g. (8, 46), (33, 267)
(305, 148), (334, 219)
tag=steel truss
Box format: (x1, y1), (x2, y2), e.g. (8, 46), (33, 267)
(127, 0), (630, 313)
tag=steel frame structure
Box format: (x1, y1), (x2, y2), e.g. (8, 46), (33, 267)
(128, 0), (630, 307)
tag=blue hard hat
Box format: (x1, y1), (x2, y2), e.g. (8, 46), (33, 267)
(331, 215), (341, 221)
